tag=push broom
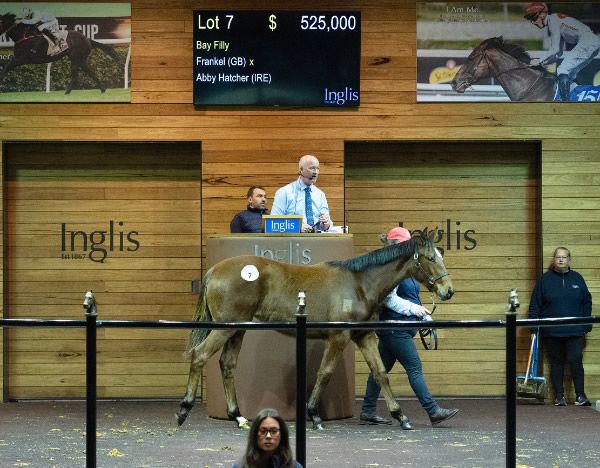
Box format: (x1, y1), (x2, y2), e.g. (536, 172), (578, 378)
(516, 331), (547, 401)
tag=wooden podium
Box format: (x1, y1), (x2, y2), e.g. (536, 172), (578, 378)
(205, 233), (355, 420)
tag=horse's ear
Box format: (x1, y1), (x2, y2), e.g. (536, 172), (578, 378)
(411, 229), (425, 245)
(379, 233), (388, 244)
(427, 227), (444, 243)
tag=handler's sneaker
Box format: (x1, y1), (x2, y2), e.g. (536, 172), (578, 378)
(429, 407), (459, 425)
(359, 413), (391, 425)
(554, 395), (566, 406)
(575, 394), (591, 406)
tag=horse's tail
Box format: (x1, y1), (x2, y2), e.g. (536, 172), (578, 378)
(90, 39), (118, 60)
(184, 269), (214, 359)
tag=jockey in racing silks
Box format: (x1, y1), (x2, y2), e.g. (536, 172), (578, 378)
(17, 7), (64, 48)
(524, 2), (600, 101)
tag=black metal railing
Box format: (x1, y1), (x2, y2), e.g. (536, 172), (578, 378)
(1, 291), (597, 468)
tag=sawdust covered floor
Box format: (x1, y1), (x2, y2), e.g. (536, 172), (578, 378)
(0, 398), (599, 467)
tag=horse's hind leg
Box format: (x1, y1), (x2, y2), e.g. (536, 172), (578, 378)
(307, 332), (349, 430)
(219, 331), (248, 428)
(176, 329), (236, 426)
(79, 59), (106, 92)
(353, 331), (412, 430)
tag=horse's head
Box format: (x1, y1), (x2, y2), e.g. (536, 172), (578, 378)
(0, 13), (16, 34)
(412, 228), (454, 301)
(451, 38), (498, 93)
(0, 13), (17, 29)
(381, 227), (453, 301)
(451, 36), (534, 94)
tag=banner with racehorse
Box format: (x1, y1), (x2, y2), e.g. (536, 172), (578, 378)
(0, 2), (131, 102)
(417, 2), (600, 102)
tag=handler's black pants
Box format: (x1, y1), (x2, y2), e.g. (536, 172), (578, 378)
(544, 335), (585, 397)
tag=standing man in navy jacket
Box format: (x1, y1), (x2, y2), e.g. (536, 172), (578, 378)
(529, 246), (593, 406)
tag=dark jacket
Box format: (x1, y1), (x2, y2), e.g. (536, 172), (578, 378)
(230, 205), (268, 233)
(528, 268), (592, 337)
(377, 277), (421, 337)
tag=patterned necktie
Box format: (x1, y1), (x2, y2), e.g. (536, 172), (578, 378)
(304, 187), (314, 225)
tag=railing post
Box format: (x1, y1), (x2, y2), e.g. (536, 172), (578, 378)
(84, 291), (97, 468)
(505, 307), (517, 468)
(295, 290), (307, 468)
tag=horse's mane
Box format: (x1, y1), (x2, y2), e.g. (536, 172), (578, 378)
(327, 239), (416, 272)
(483, 36), (532, 64)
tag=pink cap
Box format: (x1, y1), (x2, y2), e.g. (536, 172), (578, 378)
(387, 227), (411, 242)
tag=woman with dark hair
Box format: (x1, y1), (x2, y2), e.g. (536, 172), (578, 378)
(233, 408), (303, 468)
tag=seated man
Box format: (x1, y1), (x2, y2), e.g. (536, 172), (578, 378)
(230, 186), (268, 233)
(271, 155), (331, 233)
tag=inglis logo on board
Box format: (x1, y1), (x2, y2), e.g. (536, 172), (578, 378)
(404, 219), (477, 251)
(324, 86), (359, 105)
(61, 221), (140, 263)
(253, 242), (312, 265)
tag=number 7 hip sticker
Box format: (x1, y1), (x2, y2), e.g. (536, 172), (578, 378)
(241, 265), (259, 281)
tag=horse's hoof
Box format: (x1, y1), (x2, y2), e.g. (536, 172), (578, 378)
(175, 412), (187, 426)
(236, 416), (249, 429)
(313, 422), (325, 431)
(399, 415), (413, 431)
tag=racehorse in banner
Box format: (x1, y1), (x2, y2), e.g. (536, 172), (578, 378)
(451, 36), (600, 102)
(0, 13), (118, 94)
(176, 228), (454, 430)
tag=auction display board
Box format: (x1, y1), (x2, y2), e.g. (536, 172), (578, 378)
(193, 10), (361, 106)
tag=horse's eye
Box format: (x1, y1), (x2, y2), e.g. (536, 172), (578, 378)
(427, 256), (435, 262)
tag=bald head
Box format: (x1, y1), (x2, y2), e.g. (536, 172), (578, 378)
(298, 155), (320, 186)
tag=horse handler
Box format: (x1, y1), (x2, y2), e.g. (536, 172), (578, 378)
(360, 227), (459, 428)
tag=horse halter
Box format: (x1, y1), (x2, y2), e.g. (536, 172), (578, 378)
(412, 251), (449, 292)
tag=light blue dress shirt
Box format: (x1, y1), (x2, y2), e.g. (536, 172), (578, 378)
(271, 178), (331, 227)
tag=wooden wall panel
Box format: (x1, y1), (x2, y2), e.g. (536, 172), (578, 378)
(1, 145), (3, 400)
(4, 142), (200, 398)
(345, 141), (540, 396)
(0, 0), (598, 405)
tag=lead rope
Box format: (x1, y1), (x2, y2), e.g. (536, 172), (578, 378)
(409, 275), (438, 350)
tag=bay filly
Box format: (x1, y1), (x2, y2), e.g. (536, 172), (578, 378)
(176, 228), (454, 430)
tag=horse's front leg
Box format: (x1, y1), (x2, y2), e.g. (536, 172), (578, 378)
(219, 331), (248, 428)
(353, 331), (412, 430)
(176, 329), (236, 426)
(65, 61), (78, 94)
(307, 332), (349, 430)
(0, 59), (19, 86)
